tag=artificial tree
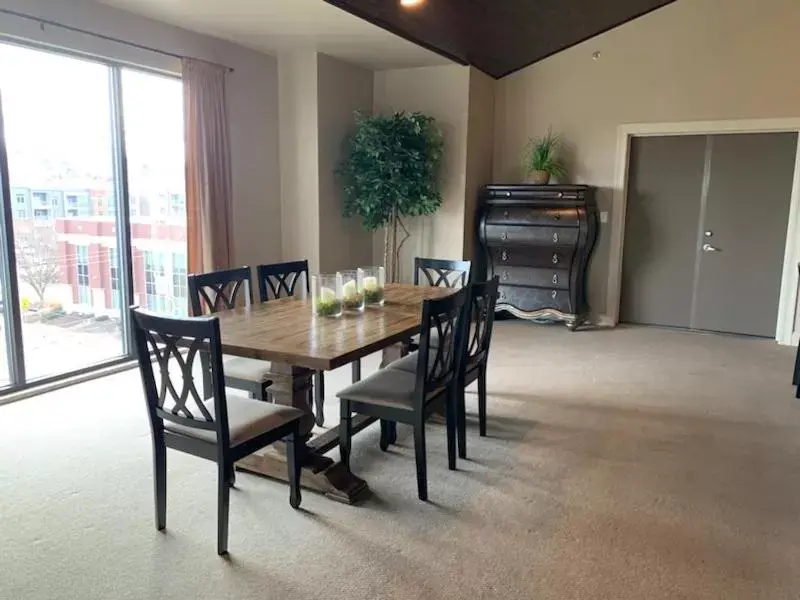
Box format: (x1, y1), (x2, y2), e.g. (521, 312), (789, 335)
(338, 111), (444, 282)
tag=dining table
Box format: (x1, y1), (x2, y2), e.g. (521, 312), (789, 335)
(214, 282), (455, 504)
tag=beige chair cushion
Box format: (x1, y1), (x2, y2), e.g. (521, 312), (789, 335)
(223, 356), (272, 383)
(336, 368), (418, 410)
(165, 396), (303, 446)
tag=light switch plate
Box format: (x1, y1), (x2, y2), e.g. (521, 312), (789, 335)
(599, 211), (608, 223)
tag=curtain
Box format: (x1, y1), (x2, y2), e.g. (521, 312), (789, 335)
(182, 58), (234, 274)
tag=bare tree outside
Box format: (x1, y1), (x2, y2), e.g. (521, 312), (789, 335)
(14, 223), (61, 306)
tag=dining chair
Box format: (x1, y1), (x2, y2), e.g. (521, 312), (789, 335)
(455, 277), (500, 458)
(130, 307), (304, 555)
(336, 287), (468, 501)
(256, 259), (360, 427)
(413, 257), (472, 289)
(188, 266), (272, 403)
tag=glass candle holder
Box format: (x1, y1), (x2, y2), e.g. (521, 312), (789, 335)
(311, 273), (343, 317)
(340, 270), (365, 312)
(360, 266), (385, 306)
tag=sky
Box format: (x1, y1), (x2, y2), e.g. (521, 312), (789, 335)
(0, 41), (185, 192)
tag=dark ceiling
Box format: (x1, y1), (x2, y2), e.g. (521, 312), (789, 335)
(324, 0), (677, 78)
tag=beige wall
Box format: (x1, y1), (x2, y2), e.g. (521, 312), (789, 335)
(373, 64), (471, 281)
(279, 51), (321, 271)
(316, 53), (375, 273)
(494, 0), (800, 319)
(1, 0), (282, 271)
(464, 67), (496, 263)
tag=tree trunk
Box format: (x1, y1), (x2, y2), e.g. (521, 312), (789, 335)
(391, 211), (399, 283)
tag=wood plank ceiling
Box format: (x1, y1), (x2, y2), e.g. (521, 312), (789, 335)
(324, 0), (677, 78)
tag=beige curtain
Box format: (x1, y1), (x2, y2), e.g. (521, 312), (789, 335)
(182, 58), (234, 274)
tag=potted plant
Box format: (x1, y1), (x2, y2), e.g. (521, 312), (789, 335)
(338, 111), (444, 283)
(524, 129), (567, 184)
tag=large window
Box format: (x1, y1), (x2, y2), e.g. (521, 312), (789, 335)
(0, 41), (186, 389)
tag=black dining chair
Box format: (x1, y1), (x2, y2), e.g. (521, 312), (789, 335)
(256, 259), (360, 427)
(455, 277), (500, 458)
(188, 266), (272, 403)
(336, 287), (468, 501)
(414, 257), (472, 289)
(130, 307), (304, 555)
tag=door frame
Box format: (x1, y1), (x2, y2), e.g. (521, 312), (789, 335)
(606, 118), (800, 345)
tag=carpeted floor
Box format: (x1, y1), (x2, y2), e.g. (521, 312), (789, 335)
(2, 322), (800, 599)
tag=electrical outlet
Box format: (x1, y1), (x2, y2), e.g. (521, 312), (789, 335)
(599, 211), (608, 224)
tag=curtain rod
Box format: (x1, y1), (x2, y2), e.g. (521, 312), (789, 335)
(0, 7), (235, 73)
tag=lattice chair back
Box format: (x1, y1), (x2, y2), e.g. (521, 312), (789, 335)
(415, 287), (469, 405)
(188, 266), (252, 316)
(131, 307), (231, 447)
(465, 277), (500, 366)
(413, 257), (472, 289)
(256, 260), (310, 302)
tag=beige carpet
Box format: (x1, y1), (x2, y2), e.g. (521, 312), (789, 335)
(2, 323), (800, 599)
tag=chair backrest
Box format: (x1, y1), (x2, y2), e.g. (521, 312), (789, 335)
(465, 277), (500, 367)
(188, 266), (252, 316)
(415, 287), (469, 406)
(414, 257), (472, 288)
(256, 260), (309, 302)
(131, 307), (231, 447)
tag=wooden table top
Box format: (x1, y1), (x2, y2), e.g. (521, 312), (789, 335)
(216, 283), (455, 371)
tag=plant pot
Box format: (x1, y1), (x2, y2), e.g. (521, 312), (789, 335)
(531, 170), (551, 185)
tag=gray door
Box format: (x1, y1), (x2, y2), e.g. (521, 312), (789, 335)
(692, 132), (797, 337)
(621, 132), (797, 337)
(621, 135), (706, 328)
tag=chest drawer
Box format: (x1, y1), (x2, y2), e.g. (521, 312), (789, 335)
(489, 246), (574, 269)
(497, 285), (572, 313)
(485, 206), (579, 227)
(494, 266), (570, 290)
(484, 224), (579, 248)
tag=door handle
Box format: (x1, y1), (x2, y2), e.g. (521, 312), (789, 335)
(702, 243), (720, 252)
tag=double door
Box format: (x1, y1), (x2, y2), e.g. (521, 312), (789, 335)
(621, 132), (798, 337)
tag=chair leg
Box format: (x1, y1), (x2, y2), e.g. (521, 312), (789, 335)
(457, 385), (467, 459)
(351, 360), (362, 383)
(228, 469), (236, 488)
(217, 462), (231, 556)
(313, 371), (325, 427)
(339, 400), (352, 470)
(794, 344), (800, 386)
(286, 431), (303, 509)
(445, 389), (458, 470)
(478, 364), (487, 437)
(413, 420), (428, 501)
(153, 433), (167, 531)
(388, 421), (398, 444)
(259, 381), (270, 403)
(379, 419), (391, 451)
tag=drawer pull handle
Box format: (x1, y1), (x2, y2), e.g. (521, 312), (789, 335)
(501, 231), (508, 241)
(551, 290), (558, 299)
(552, 253), (559, 264)
(553, 213), (561, 221)
(499, 291), (506, 301)
(501, 250), (509, 262)
(552, 273), (558, 285)
(502, 270), (509, 281)
(503, 210), (509, 218)
(553, 232), (559, 243)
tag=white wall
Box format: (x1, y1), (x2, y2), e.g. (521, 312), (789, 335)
(0, 0), (281, 270)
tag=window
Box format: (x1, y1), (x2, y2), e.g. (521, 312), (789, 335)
(32, 192), (46, 205)
(144, 251), (168, 313)
(66, 209), (78, 217)
(15, 194), (25, 205)
(107, 248), (120, 309)
(171, 252), (187, 316)
(15, 209), (26, 218)
(66, 194), (78, 206)
(33, 209), (50, 221)
(169, 194), (185, 217)
(76, 245), (91, 306)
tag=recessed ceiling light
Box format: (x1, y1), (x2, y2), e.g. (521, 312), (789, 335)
(400, 0), (425, 7)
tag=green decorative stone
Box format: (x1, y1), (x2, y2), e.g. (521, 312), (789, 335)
(315, 299), (342, 317)
(343, 292), (365, 311)
(364, 288), (384, 305)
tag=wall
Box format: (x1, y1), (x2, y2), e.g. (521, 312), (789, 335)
(279, 51), (321, 271)
(0, 0), (281, 272)
(373, 64), (471, 281)
(464, 67), (496, 262)
(493, 0), (800, 319)
(316, 53), (374, 272)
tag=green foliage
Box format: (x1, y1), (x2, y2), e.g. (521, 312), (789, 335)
(524, 129), (567, 180)
(338, 111), (445, 231)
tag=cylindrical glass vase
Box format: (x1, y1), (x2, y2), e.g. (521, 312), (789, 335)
(311, 273), (343, 317)
(340, 270), (365, 312)
(360, 266), (385, 306)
